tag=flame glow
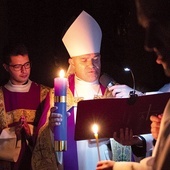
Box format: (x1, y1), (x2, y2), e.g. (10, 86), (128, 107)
(59, 69), (65, 78)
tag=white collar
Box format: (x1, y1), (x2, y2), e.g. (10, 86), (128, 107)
(4, 79), (32, 92)
(75, 75), (99, 86)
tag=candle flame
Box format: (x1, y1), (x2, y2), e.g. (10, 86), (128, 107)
(92, 124), (99, 134)
(92, 123), (101, 161)
(59, 70), (65, 78)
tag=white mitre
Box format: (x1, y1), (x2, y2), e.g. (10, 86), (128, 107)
(62, 10), (102, 57)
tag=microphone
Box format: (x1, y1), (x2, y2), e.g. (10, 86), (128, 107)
(99, 73), (117, 88)
(124, 68), (137, 97)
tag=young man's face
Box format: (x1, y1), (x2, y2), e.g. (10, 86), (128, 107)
(136, 0), (170, 77)
(3, 54), (31, 85)
(69, 53), (101, 82)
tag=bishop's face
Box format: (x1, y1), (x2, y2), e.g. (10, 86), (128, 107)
(69, 53), (101, 82)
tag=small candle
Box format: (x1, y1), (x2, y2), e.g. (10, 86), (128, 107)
(92, 124), (101, 161)
(54, 69), (67, 151)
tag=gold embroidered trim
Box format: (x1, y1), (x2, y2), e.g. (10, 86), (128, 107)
(6, 109), (36, 125)
(0, 87), (7, 130)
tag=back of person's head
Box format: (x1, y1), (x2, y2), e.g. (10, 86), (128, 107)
(135, 0), (170, 24)
(2, 43), (28, 65)
(135, 0), (170, 52)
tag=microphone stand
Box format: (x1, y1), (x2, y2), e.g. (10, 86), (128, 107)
(124, 68), (137, 99)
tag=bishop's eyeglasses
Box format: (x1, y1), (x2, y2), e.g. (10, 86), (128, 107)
(8, 62), (31, 71)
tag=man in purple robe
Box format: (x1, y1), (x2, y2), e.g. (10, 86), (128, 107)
(0, 44), (58, 170)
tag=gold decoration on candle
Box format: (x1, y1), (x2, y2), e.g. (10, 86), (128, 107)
(54, 141), (67, 151)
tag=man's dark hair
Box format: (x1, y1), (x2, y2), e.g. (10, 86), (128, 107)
(135, 0), (170, 24)
(2, 43), (29, 64)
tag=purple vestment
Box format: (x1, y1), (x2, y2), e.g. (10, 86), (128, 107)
(63, 75), (106, 170)
(0, 82), (50, 170)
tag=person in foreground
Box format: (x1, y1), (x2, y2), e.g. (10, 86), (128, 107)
(0, 44), (58, 170)
(96, 0), (170, 169)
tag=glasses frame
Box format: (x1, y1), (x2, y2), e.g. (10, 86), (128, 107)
(8, 61), (31, 71)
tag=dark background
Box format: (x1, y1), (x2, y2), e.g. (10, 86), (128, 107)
(0, 0), (169, 91)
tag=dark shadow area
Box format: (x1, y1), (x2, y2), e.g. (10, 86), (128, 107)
(0, 0), (169, 89)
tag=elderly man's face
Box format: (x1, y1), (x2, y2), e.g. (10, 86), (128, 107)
(136, 0), (170, 76)
(69, 53), (101, 82)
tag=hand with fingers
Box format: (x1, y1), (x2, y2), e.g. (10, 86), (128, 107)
(113, 128), (143, 146)
(49, 107), (63, 132)
(109, 85), (134, 98)
(96, 160), (114, 170)
(49, 106), (70, 132)
(15, 115), (31, 140)
(150, 114), (163, 140)
(109, 84), (143, 98)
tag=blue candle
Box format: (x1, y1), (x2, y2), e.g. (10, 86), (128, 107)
(54, 69), (67, 151)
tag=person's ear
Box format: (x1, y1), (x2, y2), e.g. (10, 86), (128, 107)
(67, 58), (75, 75)
(68, 58), (75, 67)
(3, 64), (9, 72)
